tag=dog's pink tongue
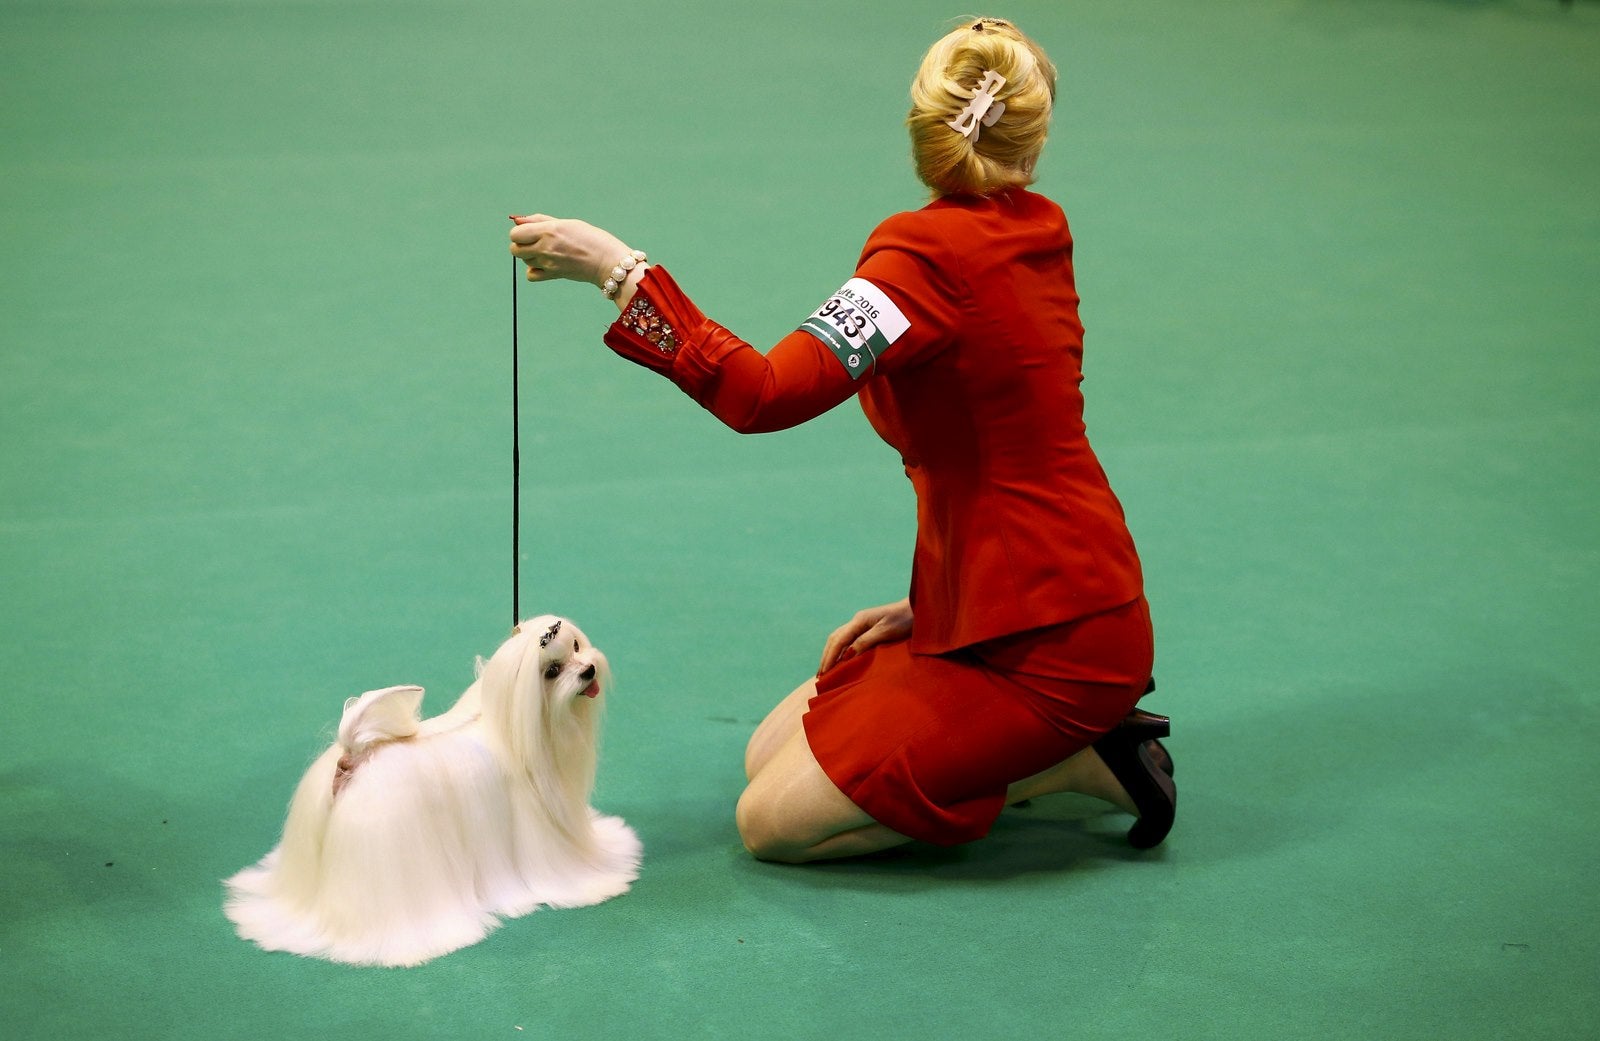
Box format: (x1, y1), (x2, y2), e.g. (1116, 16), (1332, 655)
(580, 682), (599, 699)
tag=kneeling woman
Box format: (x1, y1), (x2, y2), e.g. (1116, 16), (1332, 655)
(510, 17), (1175, 862)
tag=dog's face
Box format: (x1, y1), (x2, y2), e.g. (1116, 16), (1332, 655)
(525, 616), (610, 703)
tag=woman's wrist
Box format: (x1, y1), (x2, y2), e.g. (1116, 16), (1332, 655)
(613, 261), (650, 311)
(600, 249), (647, 298)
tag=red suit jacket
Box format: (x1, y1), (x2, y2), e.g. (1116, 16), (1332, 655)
(604, 188), (1143, 655)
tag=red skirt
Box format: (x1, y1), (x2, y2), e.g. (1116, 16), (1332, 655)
(802, 597), (1154, 846)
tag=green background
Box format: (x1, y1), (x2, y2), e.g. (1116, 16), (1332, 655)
(3, 0), (1597, 1038)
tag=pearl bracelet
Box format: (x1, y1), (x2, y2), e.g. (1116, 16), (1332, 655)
(601, 249), (648, 299)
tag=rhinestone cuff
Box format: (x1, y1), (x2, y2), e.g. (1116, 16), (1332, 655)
(620, 295), (679, 355)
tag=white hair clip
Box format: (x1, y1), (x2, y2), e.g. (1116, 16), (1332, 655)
(947, 70), (1007, 139)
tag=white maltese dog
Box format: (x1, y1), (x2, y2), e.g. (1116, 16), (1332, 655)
(223, 615), (641, 967)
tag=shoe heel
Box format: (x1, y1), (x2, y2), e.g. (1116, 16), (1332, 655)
(1125, 742), (1176, 849)
(1093, 719), (1177, 850)
(1118, 708), (1173, 777)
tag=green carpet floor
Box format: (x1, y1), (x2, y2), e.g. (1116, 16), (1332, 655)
(3, 1), (1597, 1038)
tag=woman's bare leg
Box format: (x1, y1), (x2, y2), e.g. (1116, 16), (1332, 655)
(737, 727), (912, 863)
(1006, 747), (1136, 814)
(741, 681), (1141, 863)
(744, 677), (817, 781)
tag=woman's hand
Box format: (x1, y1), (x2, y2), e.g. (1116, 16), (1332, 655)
(509, 214), (631, 287)
(819, 598), (913, 675)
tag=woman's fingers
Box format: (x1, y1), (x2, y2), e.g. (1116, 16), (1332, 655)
(509, 226), (545, 249)
(507, 215), (634, 290)
(847, 620), (896, 658)
(819, 611), (878, 674)
(819, 620), (866, 674)
(508, 215), (559, 264)
(818, 600), (914, 674)
(509, 216), (558, 284)
(818, 633), (847, 674)
(508, 216), (612, 286)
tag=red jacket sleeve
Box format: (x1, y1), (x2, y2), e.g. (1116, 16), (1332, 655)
(602, 216), (962, 433)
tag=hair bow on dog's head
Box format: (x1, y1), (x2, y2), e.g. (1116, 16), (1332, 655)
(538, 620), (563, 648)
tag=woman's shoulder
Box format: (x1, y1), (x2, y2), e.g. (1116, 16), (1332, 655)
(864, 203), (947, 253)
(860, 197), (964, 263)
(865, 188), (1066, 256)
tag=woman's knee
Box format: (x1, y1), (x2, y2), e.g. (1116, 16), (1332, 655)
(737, 726), (874, 863)
(735, 786), (798, 862)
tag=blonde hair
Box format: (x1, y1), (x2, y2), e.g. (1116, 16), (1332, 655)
(908, 18), (1057, 197)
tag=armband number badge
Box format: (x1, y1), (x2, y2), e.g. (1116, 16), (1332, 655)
(798, 278), (911, 379)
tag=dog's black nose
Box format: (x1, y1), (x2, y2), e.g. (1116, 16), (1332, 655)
(580, 664), (596, 682)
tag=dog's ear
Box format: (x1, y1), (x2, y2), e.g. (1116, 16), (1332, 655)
(338, 685), (424, 754)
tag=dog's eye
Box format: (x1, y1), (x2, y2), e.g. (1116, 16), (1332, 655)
(573, 638), (580, 652)
(543, 663), (561, 680)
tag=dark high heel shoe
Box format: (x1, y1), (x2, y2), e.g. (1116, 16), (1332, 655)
(1123, 708), (1174, 777)
(1131, 681), (1173, 776)
(1093, 710), (1176, 850)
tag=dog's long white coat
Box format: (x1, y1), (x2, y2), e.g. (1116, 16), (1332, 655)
(224, 617), (641, 967)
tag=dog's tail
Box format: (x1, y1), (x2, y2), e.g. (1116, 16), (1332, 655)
(333, 685), (424, 795)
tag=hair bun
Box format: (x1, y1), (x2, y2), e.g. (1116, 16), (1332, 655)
(907, 18), (1057, 196)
